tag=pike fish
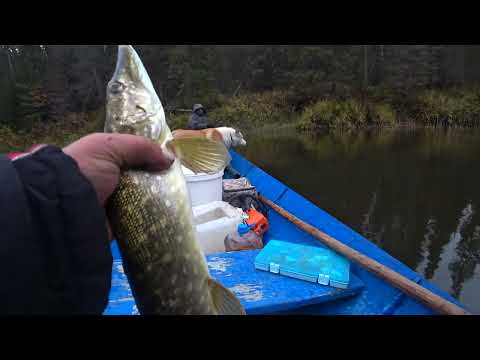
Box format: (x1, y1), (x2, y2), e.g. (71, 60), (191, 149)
(105, 45), (245, 315)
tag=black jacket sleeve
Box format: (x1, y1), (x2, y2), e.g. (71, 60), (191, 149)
(0, 146), (112, 315)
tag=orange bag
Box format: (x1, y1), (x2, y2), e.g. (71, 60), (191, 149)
(246, 209), (270, 237)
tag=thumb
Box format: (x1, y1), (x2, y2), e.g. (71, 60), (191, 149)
(105, 134), (175, 172)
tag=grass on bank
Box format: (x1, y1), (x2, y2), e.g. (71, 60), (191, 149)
(0, 108), (105, 153)
(413, 87), (480, 127)
(169, 90), (297, 131)
(297, 99), (397, 130)
(174, 86), (480, 132)
(297, 86), (480, 130)
(3, 86), (480, 154)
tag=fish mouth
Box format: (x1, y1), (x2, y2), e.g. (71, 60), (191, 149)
(113, 45), (137, 82)
(126, 112), (156, 124)
(114, 115), (153, 132)
(113, 45), (158, 97)
(106, 45), (166, 140)
(117, 125), (137, 135)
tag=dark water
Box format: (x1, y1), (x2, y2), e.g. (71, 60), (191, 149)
(238, 126), (480, 313)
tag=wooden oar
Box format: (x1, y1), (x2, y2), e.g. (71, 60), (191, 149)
(258, 195), (471, 316)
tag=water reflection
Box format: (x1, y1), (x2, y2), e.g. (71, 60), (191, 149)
(448, 205), (480, 299)
(416, 217), (437, 277)
(238, 126), (480, 313)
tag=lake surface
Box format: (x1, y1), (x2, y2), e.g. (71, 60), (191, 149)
(238, 126), (480, 313)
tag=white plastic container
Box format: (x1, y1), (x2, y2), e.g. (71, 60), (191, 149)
(192, 201), (245, 255)
(182, 166), (224, 207)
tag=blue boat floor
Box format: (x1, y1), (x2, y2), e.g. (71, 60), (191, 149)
(105, 248), (364, 315)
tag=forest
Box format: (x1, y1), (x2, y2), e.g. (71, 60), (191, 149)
(1, 45), (480, 150)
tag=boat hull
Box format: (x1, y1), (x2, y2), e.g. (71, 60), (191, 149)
(104, 151), (468, 315)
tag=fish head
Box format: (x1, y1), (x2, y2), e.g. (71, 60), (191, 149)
(106, 45), (168, 142)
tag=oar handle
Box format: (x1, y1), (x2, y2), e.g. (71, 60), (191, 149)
(258, 195), (471, 316)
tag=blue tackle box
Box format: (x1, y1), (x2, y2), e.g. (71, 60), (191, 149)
(254, 240), (351, 289)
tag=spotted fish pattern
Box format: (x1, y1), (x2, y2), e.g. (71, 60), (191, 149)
(110, 162), (217, 314)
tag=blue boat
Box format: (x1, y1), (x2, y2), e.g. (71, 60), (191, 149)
(105, 150), (469, 315)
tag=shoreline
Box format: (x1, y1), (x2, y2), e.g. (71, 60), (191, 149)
(2, 114), (478, 154)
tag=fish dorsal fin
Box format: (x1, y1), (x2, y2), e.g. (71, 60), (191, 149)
(167, 136), (231, 174)
(208, 278), (246, 315)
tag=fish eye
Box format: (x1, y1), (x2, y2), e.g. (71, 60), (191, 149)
(110, 81), (124, 95)
(136, 105), (147, 113)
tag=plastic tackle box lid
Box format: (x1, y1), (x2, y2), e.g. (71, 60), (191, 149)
(255, 240), (350, 289)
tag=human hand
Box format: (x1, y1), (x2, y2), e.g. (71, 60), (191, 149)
(64, 133), (174, 239)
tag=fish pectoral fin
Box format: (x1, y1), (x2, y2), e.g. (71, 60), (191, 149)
(208, 278), (246, 315)
(167, 137), (231, 174)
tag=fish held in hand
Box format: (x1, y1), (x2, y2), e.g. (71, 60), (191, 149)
(105, 45), (244, 315)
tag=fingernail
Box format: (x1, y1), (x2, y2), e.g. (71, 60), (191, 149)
(163, 147), (176, 164)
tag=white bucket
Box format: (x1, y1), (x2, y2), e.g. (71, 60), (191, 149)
(182, 166), (224, 207)
(192, 201), (244, 255)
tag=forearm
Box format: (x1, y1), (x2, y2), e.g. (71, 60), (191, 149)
(0, 146), (112, 314)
